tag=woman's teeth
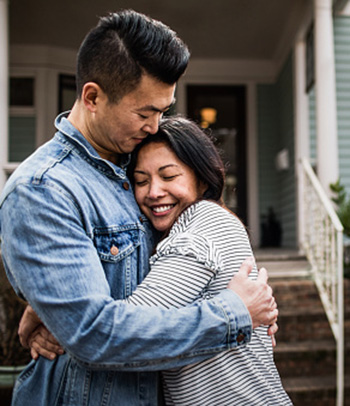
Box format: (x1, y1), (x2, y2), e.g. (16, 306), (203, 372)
(152, 205), (174, 213)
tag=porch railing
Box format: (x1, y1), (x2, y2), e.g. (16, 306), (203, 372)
(300, 158), (344, 406)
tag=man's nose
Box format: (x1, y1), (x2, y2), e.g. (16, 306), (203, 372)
(143, 115), (160, 135)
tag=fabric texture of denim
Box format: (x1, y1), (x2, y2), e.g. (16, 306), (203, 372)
(0, 112), (252, 406)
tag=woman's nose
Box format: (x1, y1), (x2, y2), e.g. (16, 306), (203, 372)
(147, 180), (165, 199)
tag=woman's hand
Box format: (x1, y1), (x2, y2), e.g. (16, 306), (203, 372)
(27, 324), (65, 360)
(18, 305), (64, 360)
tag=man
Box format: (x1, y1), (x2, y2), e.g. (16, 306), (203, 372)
(0, 10), (277, 406)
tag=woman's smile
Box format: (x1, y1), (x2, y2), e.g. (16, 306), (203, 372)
(150, 204), (176, 215)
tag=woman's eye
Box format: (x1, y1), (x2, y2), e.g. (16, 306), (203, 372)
(138, 114), (149, 119)
(163, 175), (177, 181)
(135, 180), (148, 186)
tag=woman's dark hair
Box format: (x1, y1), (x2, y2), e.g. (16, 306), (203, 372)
(129, 115), (225, 204)
(76, 9), (190, 103)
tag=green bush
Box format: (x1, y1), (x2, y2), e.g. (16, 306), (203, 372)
(330, 180), (350, 278)
(330, 180), (350, 237)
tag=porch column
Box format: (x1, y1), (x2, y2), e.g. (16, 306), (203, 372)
(0, 0), (8, 191)
(314, 0), (339, 195)
(294, 40), (309, 251)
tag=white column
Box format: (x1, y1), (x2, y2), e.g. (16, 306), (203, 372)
(294, 40), (310, 251)
(0, 0), (8, 191)
(314, 0), (339, 195)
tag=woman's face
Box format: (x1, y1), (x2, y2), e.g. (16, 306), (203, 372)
(134, 142), (205, 232)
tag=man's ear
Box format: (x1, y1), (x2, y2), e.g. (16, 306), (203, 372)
(81, 82), (105, 112)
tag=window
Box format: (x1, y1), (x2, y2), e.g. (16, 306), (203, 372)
(59, 74), (76, 113)
(9, 77), (36, 163)
(306, 24), (315, 93)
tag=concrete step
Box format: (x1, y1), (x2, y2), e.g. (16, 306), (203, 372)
(257, 260), (312, 279)
(255, 249), (311, 279)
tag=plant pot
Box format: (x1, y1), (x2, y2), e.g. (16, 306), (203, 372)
(0, 365), (26, 406)
(0, 365), (26, 388)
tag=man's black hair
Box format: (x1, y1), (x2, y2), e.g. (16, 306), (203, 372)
(76, 9), (190, 103)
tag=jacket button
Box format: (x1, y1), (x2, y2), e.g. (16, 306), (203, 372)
(237, 333), (245, 343)
(123, 182), (130, 190)
(139, 216), (144, 223)
(110, 245), (119, 256)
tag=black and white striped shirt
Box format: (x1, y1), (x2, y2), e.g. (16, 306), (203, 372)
(127, 200), (292, 406)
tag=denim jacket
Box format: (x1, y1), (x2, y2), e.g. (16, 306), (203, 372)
(0, 113), (252, 406)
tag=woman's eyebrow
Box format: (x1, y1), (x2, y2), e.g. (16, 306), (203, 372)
(159, 164), (179, 171)
(134, 164), (180, 174)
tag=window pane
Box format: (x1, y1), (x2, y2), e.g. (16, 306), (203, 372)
(10, 78), (35, 106)
(59, 74), (76, 112)
(9, 116), (36, 162)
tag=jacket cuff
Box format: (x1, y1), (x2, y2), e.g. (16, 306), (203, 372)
(216, 289), (252, 346)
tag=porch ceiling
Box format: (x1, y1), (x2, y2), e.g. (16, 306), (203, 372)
(9, 0), (308, 62)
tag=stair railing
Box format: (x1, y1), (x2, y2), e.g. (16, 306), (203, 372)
(300, 158), (344, 406)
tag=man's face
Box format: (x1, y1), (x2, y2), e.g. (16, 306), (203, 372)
(89, 74), (176, 161)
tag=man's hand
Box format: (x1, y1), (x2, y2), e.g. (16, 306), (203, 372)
(27, 324), (64, 360)
(228, 258), (278, 329)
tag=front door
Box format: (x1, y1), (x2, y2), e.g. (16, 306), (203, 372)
(186, 85), (247, 223)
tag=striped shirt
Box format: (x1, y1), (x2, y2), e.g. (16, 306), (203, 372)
(127, 200), (292, 406)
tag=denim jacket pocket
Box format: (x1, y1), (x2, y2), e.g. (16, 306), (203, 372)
(93, 225), (142, 263)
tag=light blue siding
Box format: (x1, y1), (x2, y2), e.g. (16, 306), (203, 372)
(334, 16), (350, 192)
(257, 54), (296, 248)
(308, 87), (317, 166)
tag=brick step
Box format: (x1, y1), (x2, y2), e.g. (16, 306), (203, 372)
(271, 282), (350, 317)
(274, 339), (350, 377)
(270, 279), (323, 309)
(276, 309), (335, 342)
(281, 375), (350, 406)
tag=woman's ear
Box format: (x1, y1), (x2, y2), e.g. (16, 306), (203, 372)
(198, 180), (208, 197)
(81, 82), (106, 113)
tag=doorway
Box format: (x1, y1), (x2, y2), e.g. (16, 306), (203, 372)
(186, 85), (247, 223)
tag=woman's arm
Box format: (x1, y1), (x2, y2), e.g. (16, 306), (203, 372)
(125, 233), (218, 309)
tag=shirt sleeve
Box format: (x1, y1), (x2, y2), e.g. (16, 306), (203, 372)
(126, 232), (224, 308)
(0, 184), (252, 371)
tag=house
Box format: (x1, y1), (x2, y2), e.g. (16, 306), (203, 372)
(0, 1), (349, 404)
(1, 0), (349, 250)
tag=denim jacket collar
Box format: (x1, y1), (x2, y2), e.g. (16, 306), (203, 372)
(55, 111), (131, 179)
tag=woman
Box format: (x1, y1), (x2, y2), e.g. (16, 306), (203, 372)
(124, 116), (292, 405)
(27, 116), (290, 405)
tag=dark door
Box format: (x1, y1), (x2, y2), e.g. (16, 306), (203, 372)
(186, 85), (247, 223)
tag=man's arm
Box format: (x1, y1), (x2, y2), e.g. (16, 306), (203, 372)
(19, 259), (277, 360)
(1, 184), (276, 370)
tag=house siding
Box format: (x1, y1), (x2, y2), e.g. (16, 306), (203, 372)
(257, 54), (296, 248)
(308, 87), (317, 167)
(334, 16), (350, 192)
